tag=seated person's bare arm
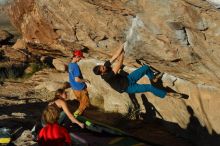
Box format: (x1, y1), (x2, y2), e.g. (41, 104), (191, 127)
(59, 100), (84, 128)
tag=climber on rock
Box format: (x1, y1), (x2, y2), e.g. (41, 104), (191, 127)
(92, 43), (182, 98)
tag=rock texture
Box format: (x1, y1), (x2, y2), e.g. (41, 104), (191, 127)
(13, 130), (37, 146)
(5, 0), (220, 144)
(0, 29), (13, 45)
(207, 0), (220, 8)
(6, 0), (220, 85)
(0, 46), (28, 80)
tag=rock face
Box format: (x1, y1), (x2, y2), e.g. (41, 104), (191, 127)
(6, 0), (220, 86)
(0, 46), (28, 79)
(0, 29), (13, 45)
(5, 0), (220, 144)
(207, 0), (220, 8)
(13, 130), (37, 146)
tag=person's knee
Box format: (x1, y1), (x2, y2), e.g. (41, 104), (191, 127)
(142, 65), (150, 70)
(138, 65), (150, 73)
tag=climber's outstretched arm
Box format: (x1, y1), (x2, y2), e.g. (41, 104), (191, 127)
(110, 43), (124, 64)
(112, 51), (124, 74)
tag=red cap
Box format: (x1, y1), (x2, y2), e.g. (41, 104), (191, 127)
(73, 50), (84, 58)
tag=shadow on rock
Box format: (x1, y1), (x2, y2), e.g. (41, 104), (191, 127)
(184, 106), (220, 146)
(140, 94), (220, 146)
(140, 94), (163, 123)
(151, 76), (189, 100)
(0, 101), (48, 130)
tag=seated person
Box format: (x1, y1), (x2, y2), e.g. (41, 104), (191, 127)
(38, 103), (71, 146)
(42, 88), (84, 128)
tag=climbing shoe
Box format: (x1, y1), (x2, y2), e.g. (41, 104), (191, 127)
(151, 72), (164, 83)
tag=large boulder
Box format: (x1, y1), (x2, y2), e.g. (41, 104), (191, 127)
(12, 39), (26, 50)
(52, 58), (68, 72)
(78, 59), (220, 144)
(6, 0), (220, 144)
(6, 0), (220, 86)
(26, 68), (69, 92)
(207, 0), (220, 8)
(3, 47), (27, 63)
(0, 46), (28, 79)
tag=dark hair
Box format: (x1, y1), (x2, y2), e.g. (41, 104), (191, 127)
(42, 88), (66, 124)
(62, 82), (70, 89)
(93, 65), (101, 75)
(54, 88), (65, 100)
